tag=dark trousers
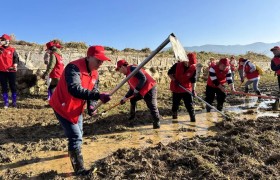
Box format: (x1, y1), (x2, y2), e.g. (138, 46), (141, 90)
(0, 72), (16, 94)
(172, 92), (194, 114)
(278, 75), (280, 91)
(130, 86), (160, 119)
(205, 85), (226, 111)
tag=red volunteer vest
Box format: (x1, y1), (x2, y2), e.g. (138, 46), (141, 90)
(207, 65), (229, 88)
(49, 52), (64, 78)
(243, 61), (259, 80)
(127, 65), (156, 96)
(49, 58), (98, 124)
(170, 62), (196, 93)
(272, 57), (280, 75)
(0, 46), (15, 72)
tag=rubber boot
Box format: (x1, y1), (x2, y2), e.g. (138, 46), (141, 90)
(172, 111), (178, 119)
(245, 87), (249, 93)
(256, 90), (261, 101)
(47, 89), (51, 101)
(2, 93), (9, 109)
(217, 103), (223, 111)
(189, 110), (196, 122)
(128, 104), (136, 120)
(69, 149), (90, 176)
(153, 117), (161, 129)
(206, 105), (211, 112)
(12, 93), (17, 108)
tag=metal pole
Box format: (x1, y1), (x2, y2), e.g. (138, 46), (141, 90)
(178, 84), (229, 118)
(92, 33), (174, 111)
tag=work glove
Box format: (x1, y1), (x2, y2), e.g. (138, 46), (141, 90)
(192, 90), (197, 97)
(120, 97), (126, 105)
(99, 93), (111, 103)
(87, 105), (97, 116)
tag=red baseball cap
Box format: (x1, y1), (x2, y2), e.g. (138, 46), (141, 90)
(219, 58), (230, 66)
(0, 34), (11, 41)
(270, 46), (280, 51)
(87, 46), (110, 61)
(116, 59), (128, 71)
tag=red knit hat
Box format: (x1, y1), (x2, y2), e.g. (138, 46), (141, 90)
(116, 59), (128, 71)
(219, 58), (230, 66)
(187, 52), (197, 65)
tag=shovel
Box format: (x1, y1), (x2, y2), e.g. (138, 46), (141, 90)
(100, 95), (135, 116)
(178, 84), (231, 119)
(91, 33), (186, 112)
(227, 90), (279, 111)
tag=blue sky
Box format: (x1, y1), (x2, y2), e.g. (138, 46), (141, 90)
(3, 0), (280, 50)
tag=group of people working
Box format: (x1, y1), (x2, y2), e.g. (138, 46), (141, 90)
(1, 35), (280, 176)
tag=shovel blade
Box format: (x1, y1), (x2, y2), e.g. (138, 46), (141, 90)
(169, 34), (188, 61)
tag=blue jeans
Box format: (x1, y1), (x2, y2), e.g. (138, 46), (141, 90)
(54, 111), (83, 151)
(245, 79), (259, 92)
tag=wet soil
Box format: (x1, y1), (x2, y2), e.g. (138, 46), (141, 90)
(0, 77), (279, 179)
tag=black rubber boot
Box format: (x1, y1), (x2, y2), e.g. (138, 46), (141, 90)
(153, 117), (161, 129)
(189, 110), (196, 122)
(217, 103), (223, 111)
(245, 87), (249, 93)
(69, 150), (90, 176)
(256, 90), (261, 101)
(128, 104), (136, 120)
(206, 105), (211, 112)
(172, 111), (178, 119)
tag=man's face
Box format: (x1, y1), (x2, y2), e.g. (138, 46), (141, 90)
(183, 61), (189, 67)
(87, 56), (104, 70)
(219, 63), (227, 71)
(0, 40), (9, 46)
(118, 66), (127, 75)
(272, 49), (280, 56)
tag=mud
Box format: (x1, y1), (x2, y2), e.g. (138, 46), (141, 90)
(0, 75), (280, 179)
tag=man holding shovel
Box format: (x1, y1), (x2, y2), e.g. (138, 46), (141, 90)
(168, 52), (197, 122)
(205, 58), (235, 112)
(49, 45), (111, 176)
(115, 59), (161, 129)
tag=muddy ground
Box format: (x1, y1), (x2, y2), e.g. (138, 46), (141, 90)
(0, 74), (280, 179)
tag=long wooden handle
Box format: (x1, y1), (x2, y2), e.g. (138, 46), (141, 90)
(102, 95), (135, 113)
(92, 33), (173, 112)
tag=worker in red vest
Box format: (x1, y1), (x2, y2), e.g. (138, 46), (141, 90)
(49, 46), (111, 176)
(116, 60), (161, 129)
(239, 58), (261, 99)
(168, 52), (197, 122)
(42, 40), (64, 100)
(270, 46), (280, 91)
(205, 58), (235, 112)
(0, 34), (19, 108)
